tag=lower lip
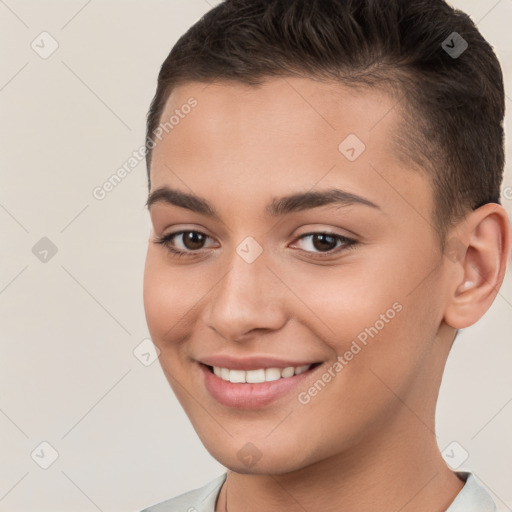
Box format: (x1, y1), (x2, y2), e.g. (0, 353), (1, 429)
(200, 363), (321, 409)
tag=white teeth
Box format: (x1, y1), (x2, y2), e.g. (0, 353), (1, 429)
(281, 366), (295, 378)
(265, 368), (282, 382)
(211, 364), (313, 383)
(229, 370), (246, 383)
(295, 365), (310, 375)
(246, 369), (266, 383)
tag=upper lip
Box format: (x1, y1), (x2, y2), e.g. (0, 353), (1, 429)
(198, 355), (320, 371)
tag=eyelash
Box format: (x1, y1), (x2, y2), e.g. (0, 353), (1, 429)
(154, 230), (357, 259)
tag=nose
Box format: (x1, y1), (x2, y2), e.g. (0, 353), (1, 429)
(205, 248), (288, 342)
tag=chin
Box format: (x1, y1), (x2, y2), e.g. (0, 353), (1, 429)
(199, 436), (314, 475)
(222, 456), (306, 476)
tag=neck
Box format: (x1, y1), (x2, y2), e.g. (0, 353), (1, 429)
(218, 419), (464, 512)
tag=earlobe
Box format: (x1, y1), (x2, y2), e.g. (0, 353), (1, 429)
(443, 204), (511, 330)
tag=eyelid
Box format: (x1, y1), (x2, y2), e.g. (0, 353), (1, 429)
(156, 229), (218, 250)
(155, 228), (357, 259)
(289, 231), (356, 254)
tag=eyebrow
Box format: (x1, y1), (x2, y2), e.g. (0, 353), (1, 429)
(145, 186), (380, 219)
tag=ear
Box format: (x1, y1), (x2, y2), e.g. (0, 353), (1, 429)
(443, 203), (511, 329)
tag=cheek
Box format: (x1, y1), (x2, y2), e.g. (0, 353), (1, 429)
(142, 249), (195, 350)
(279, 254), (406, 349)
(283, 248), (438, 383)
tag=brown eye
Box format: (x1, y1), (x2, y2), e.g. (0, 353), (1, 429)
(291, 232), (356, 257)
(155, 230), (216, 256)
(182, 231), (207, 250)
(311, 233), (338, 252)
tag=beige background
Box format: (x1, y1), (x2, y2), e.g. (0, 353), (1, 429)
(0, 1), (511, 511)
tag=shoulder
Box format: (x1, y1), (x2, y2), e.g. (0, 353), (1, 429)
(447, 472), (497, 512)
(139, 473), (227, 512)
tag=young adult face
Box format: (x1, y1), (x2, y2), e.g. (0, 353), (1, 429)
(143, 77), (464, 474)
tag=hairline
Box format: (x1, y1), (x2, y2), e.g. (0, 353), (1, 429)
(146, 72), (454, 245)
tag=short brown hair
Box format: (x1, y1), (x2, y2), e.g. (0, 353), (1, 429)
(145, 0), (505, 240)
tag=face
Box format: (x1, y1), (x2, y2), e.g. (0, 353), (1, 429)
(143, 77), (453, 474)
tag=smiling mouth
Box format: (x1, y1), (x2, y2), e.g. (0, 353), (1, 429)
(203, 362), (322, 384)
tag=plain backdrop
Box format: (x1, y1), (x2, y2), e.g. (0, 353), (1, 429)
(0, 1), (511, 511)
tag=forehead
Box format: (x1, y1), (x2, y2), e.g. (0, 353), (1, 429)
(155, 77), (400, 157)
(149, 77), (430, 219)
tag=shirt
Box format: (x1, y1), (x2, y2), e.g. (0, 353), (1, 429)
(139, 471), (497, 512)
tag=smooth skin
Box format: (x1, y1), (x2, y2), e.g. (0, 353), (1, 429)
(143, 77), (510, 512)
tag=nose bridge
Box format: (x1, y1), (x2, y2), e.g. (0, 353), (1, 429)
(206, 246), (286, 341)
